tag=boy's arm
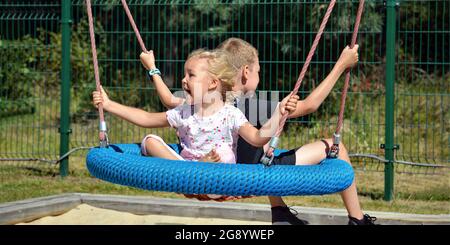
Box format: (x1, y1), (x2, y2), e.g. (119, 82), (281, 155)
(140, 51), (185, 109)
(290, 45), (359, 118)
(93, 86), (169, 128)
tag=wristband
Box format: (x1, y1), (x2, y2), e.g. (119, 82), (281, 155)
(147, 68), (161, 79)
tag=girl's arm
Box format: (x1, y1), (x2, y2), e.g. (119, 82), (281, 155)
(92, 86), (169, 128)
(290, 45), (359, 118)
(152, 74), (185, 109)
(140, 51), (185, 109)
(238, 95), (298, 147)
(238, 113), (280, 148)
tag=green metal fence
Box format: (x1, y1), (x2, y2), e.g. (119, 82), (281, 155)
(1, 1), (449, 200)
(1, 1), (62, 162)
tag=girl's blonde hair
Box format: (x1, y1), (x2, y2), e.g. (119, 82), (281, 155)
(187, 48), (238, 103)
(217, 37), (258, 70)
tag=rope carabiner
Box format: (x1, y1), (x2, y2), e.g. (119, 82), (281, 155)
(99, 121), (109, 148)
(327, 133), (341, 159)
(260, 137), (280, 166)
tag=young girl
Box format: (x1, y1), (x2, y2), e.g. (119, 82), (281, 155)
(92, 49), (298, 198)
(141, 38), (377, 225)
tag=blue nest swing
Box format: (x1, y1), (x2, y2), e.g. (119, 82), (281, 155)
(85, 0), (363, 197)
(86, 144), (354, 196)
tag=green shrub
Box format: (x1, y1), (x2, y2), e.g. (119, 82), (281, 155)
(0, 38), (40, 117)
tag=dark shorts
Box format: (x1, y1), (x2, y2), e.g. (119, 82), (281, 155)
(236, 147), (299, 165)
(270, 148), (298, 165)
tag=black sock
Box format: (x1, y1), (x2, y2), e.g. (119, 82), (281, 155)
(271, 206), (288, 211)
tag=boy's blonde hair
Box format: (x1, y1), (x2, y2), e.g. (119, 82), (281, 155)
(186, 48), (238, 102)
(217, 37), (258, 70)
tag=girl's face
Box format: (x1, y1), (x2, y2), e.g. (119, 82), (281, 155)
(182, 57), (220, 105)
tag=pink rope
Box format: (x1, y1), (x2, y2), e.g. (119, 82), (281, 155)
(335, 0), (365, 134)
(88, 0), (363, 152)
(121, 0), (148, 53)
(266, 0), (337, 156)
(85, 0), (106, 143)
(267, 0), (365, 158)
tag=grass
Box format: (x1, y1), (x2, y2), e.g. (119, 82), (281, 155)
(0, 156), (448, 215)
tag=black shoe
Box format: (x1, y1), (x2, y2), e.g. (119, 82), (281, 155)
(271, 206), (309, 225)
(348, 214), (378, 225)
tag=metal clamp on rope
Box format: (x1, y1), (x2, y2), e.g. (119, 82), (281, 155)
(260, 137), (279, 167)
(327, 133), (340, 159)
(260, 153), (275, 167)
(99, 121), (109, 148)
(268, 137), (280, 149)
(99, 134), (109, 148)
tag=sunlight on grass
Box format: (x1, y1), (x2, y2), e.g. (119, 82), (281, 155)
(0, 158), (448, 214)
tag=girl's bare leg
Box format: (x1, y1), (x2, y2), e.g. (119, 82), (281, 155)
(144, 137), (182, 160)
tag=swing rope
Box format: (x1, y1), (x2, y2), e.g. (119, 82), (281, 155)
(86, 0), (148, 148)
(118, 0), (253, 202)
(261, 0), (365, 165)
(88, 0), (364, 161)
(84, 0), (360, 201)
(117, 0), (348, 165)
(329, 0), (365, 158)
(85, 0), (108, 147)
(261, 0), (337, 164)
(120, 0), (148, 53)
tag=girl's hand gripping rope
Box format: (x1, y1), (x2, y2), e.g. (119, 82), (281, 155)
(92, 86), (110, 147)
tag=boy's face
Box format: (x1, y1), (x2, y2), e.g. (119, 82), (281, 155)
(243, 57), (260, 94)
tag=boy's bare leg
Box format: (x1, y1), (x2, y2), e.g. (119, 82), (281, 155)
(335, 142), (364, 219)
(294, 138), (364, 219)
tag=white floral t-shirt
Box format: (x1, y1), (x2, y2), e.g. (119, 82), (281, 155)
(166, 104), (248, 163)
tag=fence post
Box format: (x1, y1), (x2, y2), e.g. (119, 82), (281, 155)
(384, 0), (398, 201)
(60, 0), (72, 177)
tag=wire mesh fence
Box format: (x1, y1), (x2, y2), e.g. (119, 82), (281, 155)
(0, 1), (448, 178)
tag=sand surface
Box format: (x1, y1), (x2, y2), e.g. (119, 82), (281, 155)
(18, 204), (271, 225)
